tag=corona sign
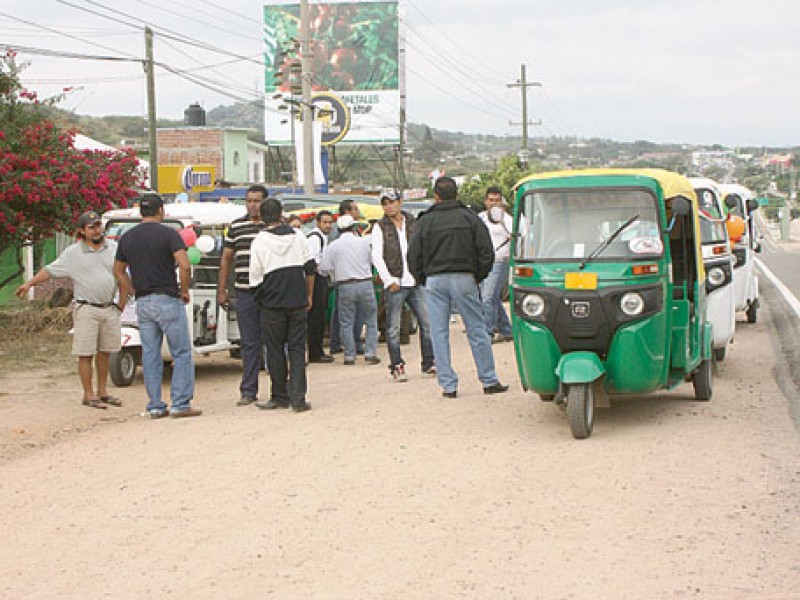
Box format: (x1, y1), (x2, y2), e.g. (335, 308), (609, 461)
(157, 164), (217, 195)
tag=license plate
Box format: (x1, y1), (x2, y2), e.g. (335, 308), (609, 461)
(564, 272), (598, 290)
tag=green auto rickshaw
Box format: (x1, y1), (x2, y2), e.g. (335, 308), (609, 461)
(510, 168), (713, 439)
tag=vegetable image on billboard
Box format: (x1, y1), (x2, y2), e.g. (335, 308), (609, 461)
(264, 1), (400, 145)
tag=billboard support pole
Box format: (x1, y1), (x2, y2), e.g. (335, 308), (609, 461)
(300, 0), (315, 194)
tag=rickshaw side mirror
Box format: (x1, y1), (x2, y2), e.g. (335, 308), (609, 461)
(746, 198), (760, 212)
(724, 194), (738, 210)
(671, 196), (692, 217)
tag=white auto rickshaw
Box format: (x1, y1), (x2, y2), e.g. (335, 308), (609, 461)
(103, 202), (247, 386)
(719, 183), (761, 323)
(689, 177), (736, 362)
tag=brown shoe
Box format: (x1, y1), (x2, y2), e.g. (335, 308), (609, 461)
(170, 407), (203, 418)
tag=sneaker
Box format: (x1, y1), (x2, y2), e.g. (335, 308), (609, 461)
(442, 390), (458, 399)
(236, 396), (257, 406)
(365, 356), (381, 365)
(170, 407), (203, 418)
(143, 408), (169, 419)
(343, 358), (356, 366)
(391, 364), (408, 382)
(483, 382), (509, 395)
(492, 334), (513, 344)
(292, 401), (312, 413)
(422, 365), (436, 376)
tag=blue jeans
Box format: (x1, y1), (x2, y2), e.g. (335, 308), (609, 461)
(136, 294), (195, 413)
(424, 273), (499, 393)
(329, 287), (364, 354)
(337, 280), (378, 360)
(385, 286), (434, 371)
(235, 288), (263, 399)
(480, 260), (512, 337)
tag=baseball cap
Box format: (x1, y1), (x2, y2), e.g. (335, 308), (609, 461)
(380, 190), (400, 204)
(139, 192), (164, 212)
(337, 215), (355, 229)
(77, 211), (102, 228)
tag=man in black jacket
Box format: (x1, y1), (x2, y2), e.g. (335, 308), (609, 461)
(408, 177), (509, 398)
(249, 198), (316, 412)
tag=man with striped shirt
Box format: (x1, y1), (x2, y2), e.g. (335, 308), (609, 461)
(218, 185), (267, 406)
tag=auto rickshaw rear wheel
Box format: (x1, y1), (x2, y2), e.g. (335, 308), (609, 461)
(692, 358), (713, 401)
(566, 384), (594, 439)
(109, 348), (137, 387)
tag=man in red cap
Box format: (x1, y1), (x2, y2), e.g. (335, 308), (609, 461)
(16, 210), (125, 409)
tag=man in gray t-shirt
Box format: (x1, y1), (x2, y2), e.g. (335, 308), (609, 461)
(15, 211), (124, 410)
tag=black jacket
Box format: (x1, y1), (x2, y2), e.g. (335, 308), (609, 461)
(407, 200), (494, 285)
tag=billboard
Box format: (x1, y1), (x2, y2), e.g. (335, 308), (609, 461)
(263, 1), (400, 145)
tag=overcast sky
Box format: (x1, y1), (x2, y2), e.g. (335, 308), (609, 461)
(2, 0), (799, 147)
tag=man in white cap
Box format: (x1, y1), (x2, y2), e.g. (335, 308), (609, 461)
(16, 210), (124, 409)
(319, 214), (380, 366)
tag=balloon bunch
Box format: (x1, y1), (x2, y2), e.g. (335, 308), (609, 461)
(179, 227), (217, 265)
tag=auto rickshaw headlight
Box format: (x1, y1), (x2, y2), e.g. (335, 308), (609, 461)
(620, 292), (644, 316)
(521, 293), (545, 318)
(708, 266), (725, 287)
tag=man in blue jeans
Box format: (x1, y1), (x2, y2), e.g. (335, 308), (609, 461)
(371, 191), (435, 381)
(408, 177), (508, 398)
(478, 186), (514, 343)
(218, 185), (267, 406)
(114, 193), (201, 419)
(319, 215), (380, 366)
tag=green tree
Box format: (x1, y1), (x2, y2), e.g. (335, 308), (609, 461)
(458, 154), (534, 208)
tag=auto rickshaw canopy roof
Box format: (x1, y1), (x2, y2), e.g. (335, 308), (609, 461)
(515, 168), (698, 206)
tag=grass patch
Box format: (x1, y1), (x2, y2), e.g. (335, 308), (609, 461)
(0, 305), (74, 372)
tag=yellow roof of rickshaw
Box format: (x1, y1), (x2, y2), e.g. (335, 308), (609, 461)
(515, 168), (697, 202)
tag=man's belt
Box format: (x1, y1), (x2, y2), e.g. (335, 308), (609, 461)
(337, 277), (371, 285)
(76, 300), (115, 308)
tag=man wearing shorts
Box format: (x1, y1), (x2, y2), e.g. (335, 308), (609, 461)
(15, 211), (124, 409)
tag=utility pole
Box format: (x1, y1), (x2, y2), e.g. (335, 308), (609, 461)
(782, 162), (793, 241)
(397, 107), (407, 190)
(299, 0), (314, 193)
(506, 63), (541, 166)
(144, 26), (158, 192)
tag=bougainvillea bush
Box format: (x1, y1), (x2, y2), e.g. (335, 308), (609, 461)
(0, 49), (143, 287)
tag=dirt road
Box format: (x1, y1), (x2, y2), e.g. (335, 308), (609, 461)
(1, 297), (799, 598)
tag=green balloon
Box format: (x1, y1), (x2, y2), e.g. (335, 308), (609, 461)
(187, 246), (202, 265)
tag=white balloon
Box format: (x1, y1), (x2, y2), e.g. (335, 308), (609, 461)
(195, 234), (215, 254)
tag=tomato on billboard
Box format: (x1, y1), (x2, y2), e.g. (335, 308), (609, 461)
(264, 1), (400, 145)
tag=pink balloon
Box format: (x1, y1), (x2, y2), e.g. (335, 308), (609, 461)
(179, 227), (197, 247)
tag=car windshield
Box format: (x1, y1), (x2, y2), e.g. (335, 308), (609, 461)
(516, 189), (661, 261)
(695, 188), (723, 218)
(699, 214), (728, 245)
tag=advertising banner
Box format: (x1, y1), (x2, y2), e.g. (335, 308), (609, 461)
(263, 1), (400, 145)
(157, 165), (217, 195)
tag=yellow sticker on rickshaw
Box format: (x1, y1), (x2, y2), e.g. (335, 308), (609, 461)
(565, 272), (598, 290)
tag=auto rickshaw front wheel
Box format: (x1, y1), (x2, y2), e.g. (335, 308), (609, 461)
(566, 384), (594, 439)
(109, 348), (137, 387)
(692, 358), (713, 401)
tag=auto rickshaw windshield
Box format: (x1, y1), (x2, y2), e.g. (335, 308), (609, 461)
(516, 189), (661, 261)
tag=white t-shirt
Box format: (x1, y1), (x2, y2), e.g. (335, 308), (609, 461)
(479, 210), (513, 261)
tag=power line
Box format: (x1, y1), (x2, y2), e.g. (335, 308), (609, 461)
(0, 10), (140, 59)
